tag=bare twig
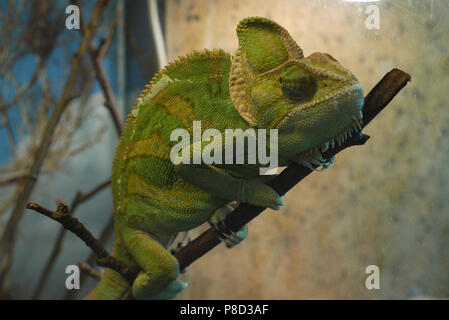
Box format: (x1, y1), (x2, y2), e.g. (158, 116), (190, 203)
(89, 22), (124, 136)
(71, 180), (111, 213)
(89, 44), (123, 136)
(26, 202), (136, 283)
(0, 173), (34, 186)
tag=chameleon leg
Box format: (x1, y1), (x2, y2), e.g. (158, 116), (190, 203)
(209, 203), (248, 248)
(121, 227), (187, 300)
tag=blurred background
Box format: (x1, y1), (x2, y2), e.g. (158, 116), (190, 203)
(0, 0), (448, 299)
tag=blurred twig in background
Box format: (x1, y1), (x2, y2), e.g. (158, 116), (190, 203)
(0, 0), (113, 298)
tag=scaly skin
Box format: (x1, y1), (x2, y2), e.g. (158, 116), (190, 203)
(85, 17), (364, 300)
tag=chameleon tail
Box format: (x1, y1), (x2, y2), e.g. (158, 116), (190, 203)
(84, 268), (130, 300)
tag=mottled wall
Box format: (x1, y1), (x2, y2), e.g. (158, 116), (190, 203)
(165, 0), (449, 299)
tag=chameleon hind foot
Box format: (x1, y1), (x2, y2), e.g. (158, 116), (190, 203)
(122, 227), (186, 300)
(132, 268), (187, 300)
(149, 279), (188, 300)
(209, 204), (248, 248)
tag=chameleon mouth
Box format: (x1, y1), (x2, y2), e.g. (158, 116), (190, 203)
(299, 111), (363, 158)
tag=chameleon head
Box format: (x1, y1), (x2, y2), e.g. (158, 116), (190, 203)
(229, 17), (364, 157)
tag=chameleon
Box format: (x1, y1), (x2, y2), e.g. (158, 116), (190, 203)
(85, 16), (364, 300)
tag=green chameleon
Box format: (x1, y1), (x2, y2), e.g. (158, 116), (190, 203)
(86, 17), (364, 300)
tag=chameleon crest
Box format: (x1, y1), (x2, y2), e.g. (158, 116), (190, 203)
(86, 17), (364, 300)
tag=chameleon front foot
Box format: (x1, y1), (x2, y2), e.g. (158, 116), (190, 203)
(209, 204), (248, 248)
(294, 147), (335, 171)
(170, 231), (193, 273)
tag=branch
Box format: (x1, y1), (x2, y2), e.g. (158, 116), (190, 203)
(173, 68), (411, 270)
(89, 43), (123, 136)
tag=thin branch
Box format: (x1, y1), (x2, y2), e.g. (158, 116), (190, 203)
(71, 180), (111, 213)
(0, 109), (17, 159)
(0, 172), (33, 186)
(90, 46), (123, 136)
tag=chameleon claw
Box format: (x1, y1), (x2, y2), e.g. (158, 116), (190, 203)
(209, 205), (248, 247)
(278, 197), (285, 207)
(268, 195), (284, 210)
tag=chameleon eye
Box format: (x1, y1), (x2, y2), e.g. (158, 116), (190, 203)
(280, 65), (317, 101)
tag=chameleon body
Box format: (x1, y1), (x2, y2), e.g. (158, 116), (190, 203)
(86, 17), (364, 300)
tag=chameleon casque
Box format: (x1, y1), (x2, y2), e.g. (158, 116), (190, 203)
(86, 17), (364, 300)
